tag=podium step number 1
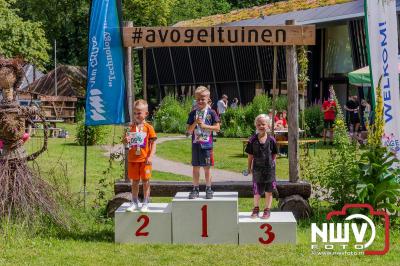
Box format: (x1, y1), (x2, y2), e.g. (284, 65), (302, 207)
(172, 192), (239, 244)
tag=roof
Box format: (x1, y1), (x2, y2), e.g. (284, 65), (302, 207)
(225, 0), (400, 26)
(19, 64), (45, 90)
(174, 0), (353, 27)
(27, 65), (87, 98)
(175, 0), (400, 27)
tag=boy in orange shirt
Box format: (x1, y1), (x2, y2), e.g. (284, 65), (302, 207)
(124, 99), (157, 212)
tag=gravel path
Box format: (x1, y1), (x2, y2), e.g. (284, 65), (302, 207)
(102, 136), (250, 182)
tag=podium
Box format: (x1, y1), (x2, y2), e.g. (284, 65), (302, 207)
(114, 192), (297, 245)
(238, 212), (296, 244)
(115, 203), (172, 243)
(172, 192), (238, 244)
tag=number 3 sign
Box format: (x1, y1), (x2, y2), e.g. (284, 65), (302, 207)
(258, 223), (275, 244)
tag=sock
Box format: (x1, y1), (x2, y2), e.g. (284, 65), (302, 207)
(206, 186), (212, 191)
(194, 186), (199, 191)
(143, 197), (150, 204)
(132, 197), (139, 203)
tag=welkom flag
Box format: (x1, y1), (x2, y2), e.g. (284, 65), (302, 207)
(85, 0), (126, 125)
(365, 0), (400, 156)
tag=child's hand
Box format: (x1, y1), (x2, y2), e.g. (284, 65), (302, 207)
(123, 135), (131, 145)
(199, 123), (208, 129)
(196, 118), (203, 125)
(145, 157), (152, 165)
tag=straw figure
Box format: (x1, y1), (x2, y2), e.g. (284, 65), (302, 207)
(0, 57), (63, 225)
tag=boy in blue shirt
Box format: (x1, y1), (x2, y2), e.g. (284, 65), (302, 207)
(187, 86), (220, 199)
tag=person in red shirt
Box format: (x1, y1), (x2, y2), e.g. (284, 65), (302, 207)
(322, 87), (337, 145)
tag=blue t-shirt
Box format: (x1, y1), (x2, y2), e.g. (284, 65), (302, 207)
(187, 107), (220, 149)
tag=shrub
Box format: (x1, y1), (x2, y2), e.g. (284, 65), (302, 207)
(303, 105), (324, 137)
(75, 121), (110, 146)
(275, 95), (288, 112)
(303, 93), (359, 208)
(154, 95), (192, 134)
(356, 78), (400, 213)
(221, 106), (252, 137)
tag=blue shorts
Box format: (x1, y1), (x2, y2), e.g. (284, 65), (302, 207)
(191, 144), (214, 167)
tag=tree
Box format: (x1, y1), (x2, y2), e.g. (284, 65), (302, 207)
(169, 0), (231, 25)
(14, 0), (89, 68)
(0, 0), (49, 69)
(123, 0), (175, 26)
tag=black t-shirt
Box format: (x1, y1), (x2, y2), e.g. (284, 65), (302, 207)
(346, 100), (359, 115)
(245, 135), (278, 156)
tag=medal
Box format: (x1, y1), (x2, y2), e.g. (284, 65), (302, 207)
(134, 123), (143, 155)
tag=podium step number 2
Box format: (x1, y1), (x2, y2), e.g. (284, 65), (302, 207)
(115, 203), (172, 243)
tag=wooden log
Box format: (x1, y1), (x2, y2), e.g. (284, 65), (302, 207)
(114, 180), (311, 199)
(106, 192), (132, 218)
(278, 194), (312, 220)
(285, 20), (300, 183)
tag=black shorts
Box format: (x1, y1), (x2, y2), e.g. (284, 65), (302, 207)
(191, 144), (214, 167)
(350, 114), (361, 125)
(252, 180), (276, 195)
(324, 119), (334, 129)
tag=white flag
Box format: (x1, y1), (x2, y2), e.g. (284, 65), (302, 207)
(366, 0), (400, 156)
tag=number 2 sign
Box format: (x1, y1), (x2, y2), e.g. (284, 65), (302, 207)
(135, 215), (150, 237)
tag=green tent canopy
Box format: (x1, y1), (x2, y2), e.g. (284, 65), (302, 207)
(348, 61), (400, 87)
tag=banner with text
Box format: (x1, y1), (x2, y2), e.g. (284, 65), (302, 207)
(123, 26), (315, 47)
(85, 0), (126, 126)
(365, 0), (400, 156)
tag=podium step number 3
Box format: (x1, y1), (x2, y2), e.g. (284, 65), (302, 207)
(238, 212), (296, 245)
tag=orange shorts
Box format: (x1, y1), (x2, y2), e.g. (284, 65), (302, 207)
(128, 162), (152, 181)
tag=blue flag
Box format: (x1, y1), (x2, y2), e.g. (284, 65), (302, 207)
(85, 0), (126, 126)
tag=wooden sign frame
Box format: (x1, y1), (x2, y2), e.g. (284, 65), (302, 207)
(123, 26), (315, 47)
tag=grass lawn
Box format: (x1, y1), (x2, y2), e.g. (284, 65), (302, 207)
(157, 137), (333, 179)
(25, 123), (191, 197)
(3, 123), (399, 265)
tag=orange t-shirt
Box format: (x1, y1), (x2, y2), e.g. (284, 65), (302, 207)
(127, 122), (157, 162)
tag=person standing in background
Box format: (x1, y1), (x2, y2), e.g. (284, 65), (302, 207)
(217, 94), (228, 116)
(345, 95), (361, 140)
(230, 97), (239, 109)
(322, 89), (337, 145)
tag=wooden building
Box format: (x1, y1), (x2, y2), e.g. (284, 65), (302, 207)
(138, 0), (400, 110)
(21, 65), (86, 122)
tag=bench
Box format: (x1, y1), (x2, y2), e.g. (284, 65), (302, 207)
(31, 127), (63, 138)
(277, 139), (320, 156)
(242, 139), (319, 156)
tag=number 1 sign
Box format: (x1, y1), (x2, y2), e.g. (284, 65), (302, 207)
(172, 192), (238, 244)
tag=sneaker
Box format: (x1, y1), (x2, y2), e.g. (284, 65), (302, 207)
(205, 187), (214, 199)
(251, 207), (260, 218)
(188, 188), (200, 199)
(141, 198), (150, 212)
(261, 208), (271, 219)
(126, 201), (140, 212)
(141, 203), (149, 212)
